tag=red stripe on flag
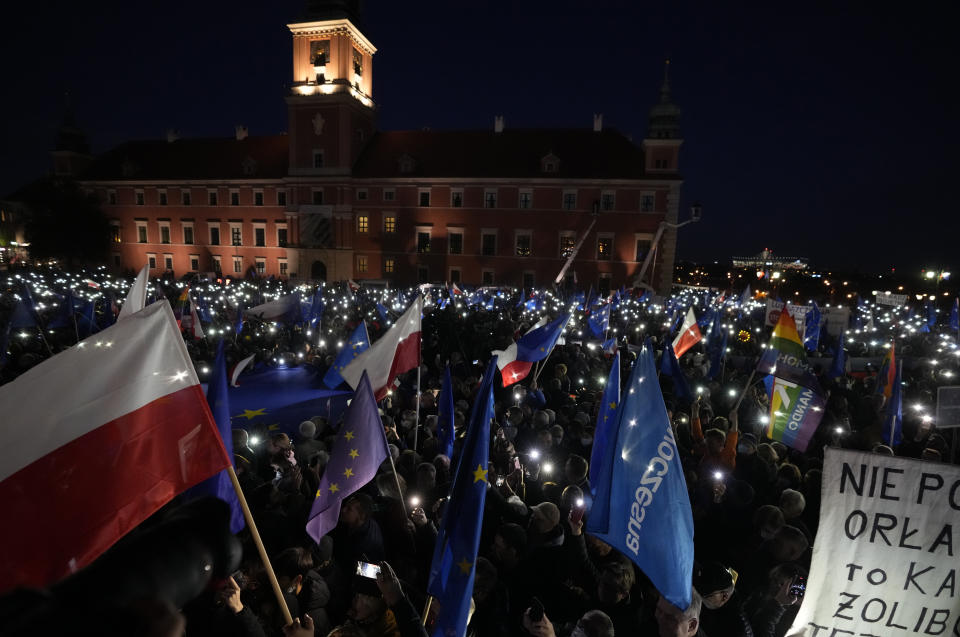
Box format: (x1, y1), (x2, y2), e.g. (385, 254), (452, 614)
(375, 333), (422, 400)
(0, 384), (230, 592)
(501, 360), (534, 387)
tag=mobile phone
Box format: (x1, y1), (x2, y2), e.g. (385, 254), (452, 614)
(496, 477), (505, 486)
(790, 574), (806, 597)
(570, 499), (586, 524)
(528, 597), (544, 622)
(356, 561), (381, 579)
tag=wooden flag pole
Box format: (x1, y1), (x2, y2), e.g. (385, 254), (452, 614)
(422, 595), (434, 626)
(226, 465), (293, 626)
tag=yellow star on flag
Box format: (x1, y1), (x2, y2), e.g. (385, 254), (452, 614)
(343, 468), (354, 478)
(344, 430), (355, 441)
(472, 464), (488, 484)
(237, 408), (266, 420)
(349, 449), (359, 459)
(608, 401), (617, 410)
(457, 558), (473, 574)
(328, 483), (340, 493)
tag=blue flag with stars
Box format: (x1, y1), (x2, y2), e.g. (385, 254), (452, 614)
(828, 331), (846, 379)
(427, 357), (496, 637)
(586, 339), (694, 611)
(588, 303), (610, 337)
(306, 370), (390, 542)
(589, 351), (620, 527)
(660, 341), (693, 403)
(437, 365), (456, 459)
(323, 322), (371, 389)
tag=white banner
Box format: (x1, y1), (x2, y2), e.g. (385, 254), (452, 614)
(766, 299), (812, 338)
(876, 292), (909, 307)
(789, 448), (960, 636)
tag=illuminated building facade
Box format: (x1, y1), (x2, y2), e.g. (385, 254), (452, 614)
(68, 1), (686, 293)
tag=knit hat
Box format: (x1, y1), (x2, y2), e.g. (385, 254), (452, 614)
(529, 502), (561, 534)
(299, 420), (317, 438)
(693, 561), (735, 596)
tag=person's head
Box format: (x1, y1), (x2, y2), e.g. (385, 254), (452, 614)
(572, 610), (615, 637)
(528, 502), (561, 536)
(756, 443), (779, 465)
(655, 589), (702, 637)
(550, 424), (565, 446)
(340, 493), (374, 530)
(561, 485), (584, 511)
(492, 522), (526, 569)
(273, 547), (313, 596)
(555, 364), (568, 379)
(565, 455), (589, 485)
(753, 504), (785, 540)
(232, 428), (249, 449)
(298, 420), (317, 440)
(416, 462), (437, 491)
(769, 525), (809, 562)
(596, 562), (634, 605)
(779, 489), (806, 520)
(737, 433), (758, 456)
(267, 433), (291, 455)
(472, 557), (498, 604)
(703, 429), (725, 455)
(350, 592), (386, 623)
(693, 561), (736, 610)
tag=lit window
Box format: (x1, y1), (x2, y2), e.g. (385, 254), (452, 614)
(515, 233), (531, 257)
(111, 225), (122, 244)
(357, 255), (368, 273)
(384, 215), (396, 233)
(417, 231), (431, 253)
(597, 236), (613, 261)
(357, 215), (369, 233)
(384, 258), (395, 274)
(233, 257), (243, 274)
(231, 227), (242, 246)
(559, 234), (575, 257)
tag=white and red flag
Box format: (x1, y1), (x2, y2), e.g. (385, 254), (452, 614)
(0, 300), (230, 592)
(341, 296), (422, 400)
(493, 314), (570, 387)
(672, 307), (703, 359)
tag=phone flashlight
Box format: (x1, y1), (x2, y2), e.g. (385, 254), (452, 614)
(249, 435), (261, 446)
(543, 462), (554, 475)
(529, 449), (541, 460)
(713, 471), (724, 481)
(409, 496), (421, 508)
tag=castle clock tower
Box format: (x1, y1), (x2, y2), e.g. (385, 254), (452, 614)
(286, 0), (377, 176)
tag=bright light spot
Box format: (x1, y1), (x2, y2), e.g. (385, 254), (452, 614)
(529, 449), (540, 460)
(543, 462), (554, 474)
(250, 436), (261, 446)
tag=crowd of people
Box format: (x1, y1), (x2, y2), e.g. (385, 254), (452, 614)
(2, 266), (959, 637)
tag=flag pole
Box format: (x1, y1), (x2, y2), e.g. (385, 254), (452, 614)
(422, 595), (434, 626)
(379, 419), (409, 519)
(226, 465), (293, 626)
(732, 367), (758, 413)
(413, 364), (421, 452)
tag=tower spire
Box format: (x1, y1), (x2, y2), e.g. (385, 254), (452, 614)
(647, 59), (680, 140)
(660, 59), (672, 104)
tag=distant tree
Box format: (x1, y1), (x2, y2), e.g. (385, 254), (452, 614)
(20, 177), (111, 268)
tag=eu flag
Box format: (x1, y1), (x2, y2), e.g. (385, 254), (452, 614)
(586, 339), (694, 610)
(437, 365), (455, 459)
(427, 357), (496, 637)
(804, 302), (821, 352)
(950, 298), (959, 332)
(589, 351), (620, 523)
(660, 341), (692, 403)
(183, 342), (245, 533)
(306, 371), (390, 542)
(706, 327), (728, 380)
(588, 303), (610, 337)
(322, 322), (371, 389)
(828, 332), (846, 379)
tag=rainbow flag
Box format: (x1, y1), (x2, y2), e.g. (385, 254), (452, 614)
(758, 308), (825, 452)
(875, 341), (896, 399)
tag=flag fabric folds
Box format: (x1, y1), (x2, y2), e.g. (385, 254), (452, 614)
(437, 365), (456, 459)
(660, 341), (693, 403)
(758, 308), (826, 452)
(341, 296), (422, 400)
(493, 314), (569, 387)
(827, 331), (846, 379)
(882, 360), (903, 447)
(306, 371), (390, 543)
(950, 298), (959, 333)
(803, 302), (821, 352)
(588, 303), (610, 337)
(0, 301), (231, 591)
(589, 351), (620, 518)
(427, 357), (496, 637)
(672, 307), (702, 358)
(182, 341), (245, 533)
(586, 339), (694, 611)
(875, 342), (896, 399)
(117, 264), (149, 322)
(322, 322), (371, 389)
(243, 293), (302, 323)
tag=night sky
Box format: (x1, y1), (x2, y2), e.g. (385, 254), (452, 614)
(2, 1), (958, 274)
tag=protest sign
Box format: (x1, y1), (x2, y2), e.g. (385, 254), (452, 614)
(789, 448), (960, 636)
(821, 306), (851, 337)
(876, 292), (909, 307)
(766, 299), (811, 337)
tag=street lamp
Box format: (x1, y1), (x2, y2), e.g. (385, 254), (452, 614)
(633, 202), (702, 290)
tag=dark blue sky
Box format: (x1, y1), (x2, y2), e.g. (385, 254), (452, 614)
(2, 1), (957, 273)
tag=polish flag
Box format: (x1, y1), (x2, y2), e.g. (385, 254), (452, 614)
(451, 282), (463, 295)
(672, 307), (703, 359)
(0, 301), (230, 592)
(117, 263), (149, 322)
(493, 314), (570, 387)
(341, 296), (422, 400)
(230, 353), (256, 387)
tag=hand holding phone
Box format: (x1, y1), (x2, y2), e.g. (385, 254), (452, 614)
(356, 561), (382, 579)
